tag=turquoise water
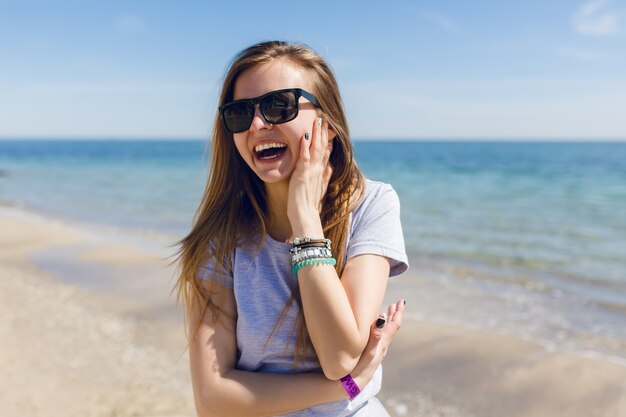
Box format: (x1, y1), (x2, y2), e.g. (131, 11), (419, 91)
(1, 140), (625, 361)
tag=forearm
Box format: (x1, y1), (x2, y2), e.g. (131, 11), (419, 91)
(291, 231), (390, 378)
(296, 263), (365, 378)
(194, 368), (351, 417)
(188, 276), (365, 417)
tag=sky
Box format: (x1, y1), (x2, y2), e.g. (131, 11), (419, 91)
(1, 0), (625, 140)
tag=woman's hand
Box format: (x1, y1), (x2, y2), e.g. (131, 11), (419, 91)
(287, 117), (333, 238)
(350, 299), (405, 391)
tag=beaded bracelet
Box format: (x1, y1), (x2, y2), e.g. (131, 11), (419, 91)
(292, 257), (337, 275)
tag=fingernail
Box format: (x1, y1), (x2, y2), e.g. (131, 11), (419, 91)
(403, 299), (406, 306)
(317, 117), (322, 127)
(376, 318), (386, 329)
(304, 132), (309, 140)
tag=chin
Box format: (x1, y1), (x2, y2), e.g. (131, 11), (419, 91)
(253, 166), (294, 185)
(257, 173), (290, 185)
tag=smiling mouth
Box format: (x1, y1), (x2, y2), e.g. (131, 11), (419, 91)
(254, 142), (287, 160)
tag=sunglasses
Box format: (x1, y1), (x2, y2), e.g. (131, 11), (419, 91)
(220, 88), (320, 133)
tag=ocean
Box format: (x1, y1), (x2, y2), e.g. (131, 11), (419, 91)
(1, 139), (625, 364)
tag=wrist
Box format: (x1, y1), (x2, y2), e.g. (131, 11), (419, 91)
(339, 374), (362, 400)
(290, 217), (324, 239)
(351, 370), (370, 393)
(349, 356), (376, 392)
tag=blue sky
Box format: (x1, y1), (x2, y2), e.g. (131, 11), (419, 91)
(1, 0), (625, 140)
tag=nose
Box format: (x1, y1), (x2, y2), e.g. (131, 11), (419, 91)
(249, 104), (272, 131)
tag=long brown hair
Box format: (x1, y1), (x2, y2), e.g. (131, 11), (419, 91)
(175, 41), (364, 365)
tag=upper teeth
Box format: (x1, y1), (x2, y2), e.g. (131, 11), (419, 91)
(255, 143), (286, 153)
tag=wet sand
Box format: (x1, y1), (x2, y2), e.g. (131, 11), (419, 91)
(1, 207), (624, 417)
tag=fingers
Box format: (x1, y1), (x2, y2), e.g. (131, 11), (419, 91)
(299, 117), (333, 171)
(315, 117), (324, 152)
(309, 117), (330, 164)
(379, 299), (405, 340)
(360, 300), (406, 369)
(364, 313), (386, 358)
(387, 303), (397, 322)
(388, 299), (404, 333)
(299, 130), (310, 163)
(375, 313), (387, 330)
(299, 117), (321, 163)
(292, 117), (331, 213)
(388, 299), (405, 322)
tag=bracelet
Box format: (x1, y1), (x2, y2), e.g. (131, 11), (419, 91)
(290, 237), (333, 266)
(340, 374), (361, 400)
(292, 237), (331, 247)
(292, 257), (337, 275)
(289, 241), (328, 252)
(291, 247), (332, 266)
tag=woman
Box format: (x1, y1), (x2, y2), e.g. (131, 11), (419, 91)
(176, 41), (408, 416)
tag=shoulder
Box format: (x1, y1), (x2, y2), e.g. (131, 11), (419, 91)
(349, 178), (403, 234)
(353, 179), (400, 217)
(347, 178), (408, 276)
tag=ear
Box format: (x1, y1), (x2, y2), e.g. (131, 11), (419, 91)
(326, 118), (337, 141)
(319, 112), (337, 141)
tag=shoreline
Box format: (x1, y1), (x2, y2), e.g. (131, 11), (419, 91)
(1, 206), (625, 417)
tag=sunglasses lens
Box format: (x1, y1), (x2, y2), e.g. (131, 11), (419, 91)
(222, 102), (254, 133)
(221, 90), (303, 133)
(261, 91), (298, 123)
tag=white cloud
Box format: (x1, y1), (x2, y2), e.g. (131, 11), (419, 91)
(114, 15), (145, 33)
(573, 0), (621, 36)
(421, 10), (458, 33)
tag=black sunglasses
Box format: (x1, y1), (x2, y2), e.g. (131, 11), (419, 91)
(220, 88), (320, 133)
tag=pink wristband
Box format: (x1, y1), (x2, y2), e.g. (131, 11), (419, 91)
(340, 374), (361, 400)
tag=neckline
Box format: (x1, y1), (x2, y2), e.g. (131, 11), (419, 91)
(264, 233), (292, 249)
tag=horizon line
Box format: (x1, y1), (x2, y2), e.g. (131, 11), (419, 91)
(1, 136), (626, 143)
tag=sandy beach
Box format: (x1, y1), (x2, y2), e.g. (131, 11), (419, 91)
(1, 206), (625, 417)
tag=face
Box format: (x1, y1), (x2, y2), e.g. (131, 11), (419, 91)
(231, 59), (319, 186)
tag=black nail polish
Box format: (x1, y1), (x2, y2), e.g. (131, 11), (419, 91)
(376, 318), (386, 329)
(403, 299), (406, 306)
(304, 132), (309, 140)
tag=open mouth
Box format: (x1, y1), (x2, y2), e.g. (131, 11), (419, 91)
(254, 142), (287, 160)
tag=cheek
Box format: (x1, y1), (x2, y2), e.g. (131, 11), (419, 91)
(284, 112), (317, 141)
(233, 135), (251, 161)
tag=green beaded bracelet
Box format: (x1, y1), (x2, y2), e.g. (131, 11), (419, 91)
(292, 257), (337, 275)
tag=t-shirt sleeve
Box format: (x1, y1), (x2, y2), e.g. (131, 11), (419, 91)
(198, 251), (234, 289)
(347, 183), (409, 276)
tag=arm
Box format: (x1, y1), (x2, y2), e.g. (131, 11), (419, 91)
(189, 280), (345, 417)
(188, 279), (404, 417)
(287, 118), (402, 379)
(296, 255), (389, 380)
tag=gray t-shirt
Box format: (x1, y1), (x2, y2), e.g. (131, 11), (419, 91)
(201, 179), (408, 416)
